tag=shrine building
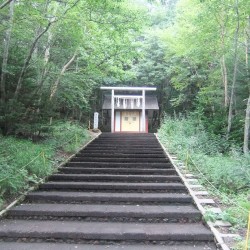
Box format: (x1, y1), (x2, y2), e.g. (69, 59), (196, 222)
(101, 86), (159, 133)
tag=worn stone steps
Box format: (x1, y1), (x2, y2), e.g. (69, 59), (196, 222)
(80, 149), (164, 153)
(76, 153), (166, 158)
(99, 134), (155, 137)
(87, 143), (161, 148)
(49, 174), (181, 182)
(8, 204), (201, 220)
(0, 220), (214, 241)
(0, 242), (218, 250)
(58, 167), (177, 175)
(66, 162), (172, 168)
(26, 191), (192, 204)
(89, 139), (160, 143)
(0, 132), (217, 249)
(85, 146), (162, 149)
(39, 181), (186, 192)
(70, 157), (168, 163)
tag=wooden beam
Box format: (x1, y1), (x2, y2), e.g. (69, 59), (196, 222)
(111, 89), (115, 133)
(114, 95), (143, 99)
(101, 86), (156, 91)
(142, 89), (146, 132)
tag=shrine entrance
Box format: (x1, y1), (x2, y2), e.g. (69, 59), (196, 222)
(101, 87), (158, 133)
(121, 111), (140, 132)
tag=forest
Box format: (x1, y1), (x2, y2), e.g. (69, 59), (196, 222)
(0, 0), (249, 146)
(0, 0), (249, 248)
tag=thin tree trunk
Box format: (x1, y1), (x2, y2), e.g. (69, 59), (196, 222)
(244, 96), (250, 154)
(49, 52), (77, 100)
(0, 0), (14, 104)
(243, 16), (250, 154)
(13, 0), (81, 100)
(36, 0), (56, 94)
(36, 30), (53, 93)
(226, 0), (240, 139)
(0, 0), (13, 9)
(219, 21), (229, 108)
(14, 21), (53, 100)
(24, 30), (53, 118)
(23, 0), (54, 119)
(221, 55), (228, 107)
(34, 30), (53, 114)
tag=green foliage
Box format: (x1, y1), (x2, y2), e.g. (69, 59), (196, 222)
(158, 116), (250, 228)
(158, 116), (250, 193)
(0, 121), (90, 206)
(126, 0), (250, 147)
(0, 0), (146, 135)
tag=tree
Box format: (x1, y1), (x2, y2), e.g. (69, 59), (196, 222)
(0, 0), (14, 10)
(0, 0), (14, 104)
(0, 0), (146, 135)
(243, 16), (250, 154)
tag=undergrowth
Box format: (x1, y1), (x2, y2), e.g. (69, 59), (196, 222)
(158, 116), (250, 247)
(0, 120), (90, 209)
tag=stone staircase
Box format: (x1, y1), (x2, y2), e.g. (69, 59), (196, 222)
(0, 133), (217, 249)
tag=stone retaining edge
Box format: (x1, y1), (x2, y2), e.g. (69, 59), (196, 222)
(155, 133), (231, 250)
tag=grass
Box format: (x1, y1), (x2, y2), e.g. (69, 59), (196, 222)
(0, 120), (90, 209)
(158, 116), (250, 249)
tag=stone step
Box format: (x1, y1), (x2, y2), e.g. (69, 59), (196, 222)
(99, 134), (155, 137)
(96, 135), (156, 138)
(59, 167), (177, 175)
(76, 153), (166, 158)
(0, 220), (214, 242)
(66, 162), (172, 168)
(90, 144), (160, 146)
(39, 181), (186, 192)
(0, 133), (216, 250)
(70, 157), (168, 163)
(0, 242), (218, 250)
(80, 149), (164, 154)
(89, 140), (160, 143)
(8, 204), (201, 220)
(49, 174), (181, 182)
(93, 135), (155, 138)
(85, 146), (162, 150)
(26, 191), (192, 204)
(88, 143), (160, 148)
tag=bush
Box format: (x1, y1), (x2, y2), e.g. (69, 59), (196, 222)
(158, 116), (250, 193)
(158, 116), (250, 228)
(0, 120), (90, 205)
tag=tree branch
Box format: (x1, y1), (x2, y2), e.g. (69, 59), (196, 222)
(50, 52), (77, 100)
(13, 0), (81, 99)
(0, 0), (13, 10)
(14, 21), (53, 99)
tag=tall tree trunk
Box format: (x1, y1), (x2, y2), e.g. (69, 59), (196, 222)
(36, 30), (53, 93)
(0, 0), (13, 9)
(0, 0), (14, 104)
(14, 22), (53, 100)
(243, 16), (250, 154)
(49, 52), (77, 100)
(226, 0), (240, 139)
(34, 30), (53, 114)
(12, 0), (80, 100)
(219, 18), (229, 108)
(220, 55), (228, 107)
(244, 96), (250, 154)
(23, 29), (53, 119)
(36, 0), (57, 94)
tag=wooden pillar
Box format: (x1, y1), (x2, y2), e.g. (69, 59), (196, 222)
(111, 89), (115, 133)
(142, 89), (146, 132)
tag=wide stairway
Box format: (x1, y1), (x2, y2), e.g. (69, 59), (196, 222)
(0, 133), (217, 250)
